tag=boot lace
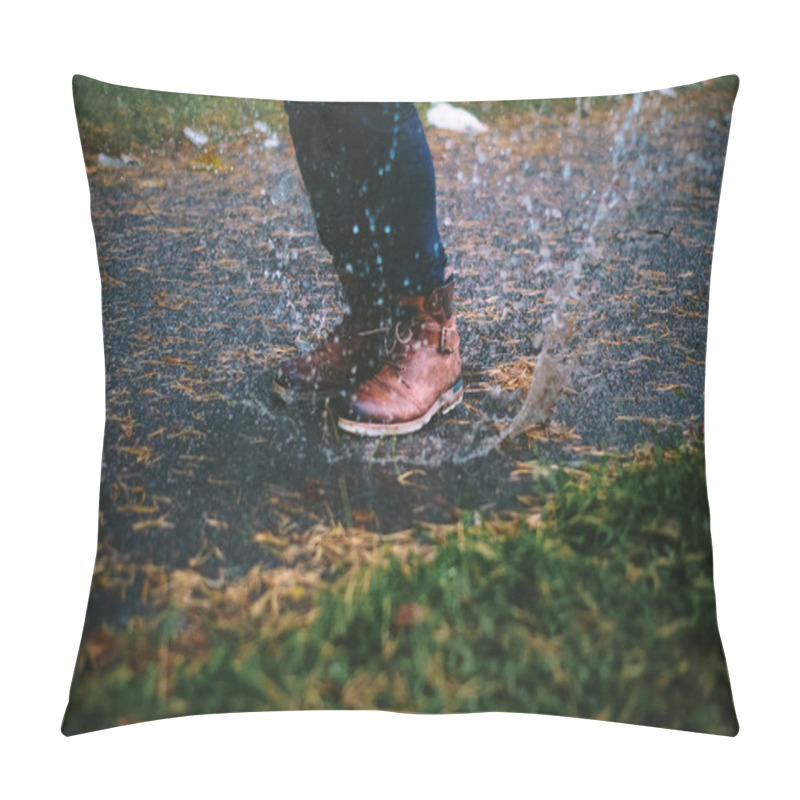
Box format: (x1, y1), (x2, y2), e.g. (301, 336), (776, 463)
(382, 319), (415, 373)
(321, 314), (386, 348)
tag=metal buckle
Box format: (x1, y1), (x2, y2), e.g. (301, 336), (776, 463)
(439, 327), (455, 353)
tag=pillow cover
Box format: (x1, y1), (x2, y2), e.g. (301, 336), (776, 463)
(63, 75), (739, 735)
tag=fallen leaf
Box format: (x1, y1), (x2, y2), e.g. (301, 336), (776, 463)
(394, 603), (427, 627)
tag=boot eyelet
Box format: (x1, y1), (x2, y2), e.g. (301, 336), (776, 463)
(395, 321), (413, 345)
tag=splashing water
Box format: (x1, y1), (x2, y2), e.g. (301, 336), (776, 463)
(458, 92), (655, 459)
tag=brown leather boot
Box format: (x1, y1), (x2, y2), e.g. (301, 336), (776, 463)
(337, 278), (463, 436)
(273, 310), (387, 403)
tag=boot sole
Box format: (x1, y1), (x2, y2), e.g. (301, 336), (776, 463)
(337, 378), (464, 437)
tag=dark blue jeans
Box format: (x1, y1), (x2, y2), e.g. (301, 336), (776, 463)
(284, 102), (447, 308)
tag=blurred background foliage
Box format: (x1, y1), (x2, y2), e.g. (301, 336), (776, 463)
(72, 74), (738, 154)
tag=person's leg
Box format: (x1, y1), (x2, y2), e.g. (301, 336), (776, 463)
(321, 102), (447, 296)
(313, 104), (460, 435)
(285, 101), (446, 298)
(277, 101), (462, 433)
(274, 102), (389, 401)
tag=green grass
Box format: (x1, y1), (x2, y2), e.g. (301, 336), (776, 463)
(72, 75), (739, 155)
(72, 75), (285, 154)
(62, 440), (738, 736)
